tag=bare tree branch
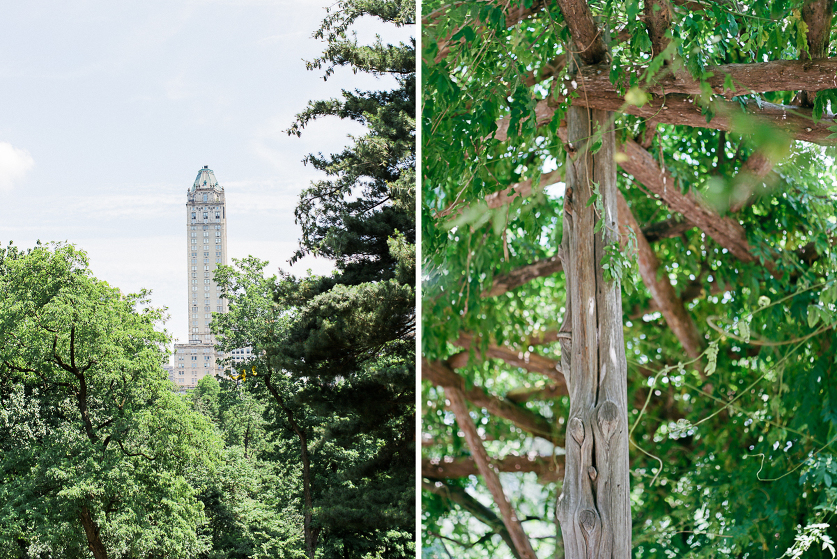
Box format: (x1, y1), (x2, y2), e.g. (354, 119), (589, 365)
(617, 190), (706, 358)
(507, 383), (568, 403)
(439, 170), (562, 219)
(484, 255), (564, 298)
(616, 138), (782, 277)
(642, 215), (693, 242)
(423, 454), (563, 482)
(797, 0), (836, 107)
(554, 0), (607, 64)
(446, 386), (538, 559)
(422, 358), (556, 440)
(453, 333), (564, 382)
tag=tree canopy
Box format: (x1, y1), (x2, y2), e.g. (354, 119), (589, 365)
(0, 243), (221, 558)
(421, 0), (837, 557)
(208, 1), (417, 557)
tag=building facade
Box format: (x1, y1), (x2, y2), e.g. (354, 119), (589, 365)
(169, 166), (229, 389)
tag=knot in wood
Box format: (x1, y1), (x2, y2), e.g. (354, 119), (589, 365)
(597, 400), (620, 441)
(587, 465), (597, 481)
(569, 416), (585, 446)
(578, 508), (597, 534)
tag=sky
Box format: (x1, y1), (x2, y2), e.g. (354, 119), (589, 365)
(0, 0), (412, 348)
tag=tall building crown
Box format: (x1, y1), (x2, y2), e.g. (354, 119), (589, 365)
(192, 166), (221, 191)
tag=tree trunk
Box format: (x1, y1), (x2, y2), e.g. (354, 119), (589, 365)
(264, 374), (318, 559)
(555, 104), (631, 558)
(78, 506), (108, 559)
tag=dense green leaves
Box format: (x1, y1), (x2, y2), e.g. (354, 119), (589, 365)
(0, 243), (221, 558)
(422, 0), (837, 557)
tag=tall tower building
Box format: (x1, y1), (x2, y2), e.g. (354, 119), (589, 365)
(169, 166), (229, 389)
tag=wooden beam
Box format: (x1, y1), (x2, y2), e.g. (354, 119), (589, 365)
(644, 0), (673, 60)
(506, 383), (568, 403)
(454, 333), (564, 382)
(484, 255), (564, 298)
(422, 358), (556, 440)
(574, 93), (837, 145)
(497, 95), (836, 145)
(572, 58), (837, 98)
(616, 139), (783, 277)
(423, 454), (563, 482)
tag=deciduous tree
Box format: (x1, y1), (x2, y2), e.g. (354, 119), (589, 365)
(422, 1), (837, 557)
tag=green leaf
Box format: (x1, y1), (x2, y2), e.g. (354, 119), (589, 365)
(809, 305), (821, 328)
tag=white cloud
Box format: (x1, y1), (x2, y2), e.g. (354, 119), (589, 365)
(0, 142), (34, 192)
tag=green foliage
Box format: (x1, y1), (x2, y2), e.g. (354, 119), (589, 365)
(422, 0), (837, 557)
(0, 243), (221, 558)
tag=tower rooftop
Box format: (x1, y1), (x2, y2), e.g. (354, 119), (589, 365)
(191, 165), (221, 191)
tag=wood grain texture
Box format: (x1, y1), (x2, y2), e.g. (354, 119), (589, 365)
(447, 386), (538, 559)
(554, 0), (608, 64)
(556, 106), (631, 558)
(798, 0), (836, 106)
(644, 0), (673, 59)
(573, 58), (837, 97)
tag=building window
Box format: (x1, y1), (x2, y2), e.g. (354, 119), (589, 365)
(192, 286), (197, 291)
(204, 279), (210, 284)
(191, 212), (196, 219)
(215, 231), (220, 237)
(203, 194), (208, 202)
(216, 239), (221, 244)
(216, 258), (221, 263)
(203, 213), (208, 219)
(192, 328), (198, 333)
(217, 305), (222, 311)
(204, 252), (209, 257)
